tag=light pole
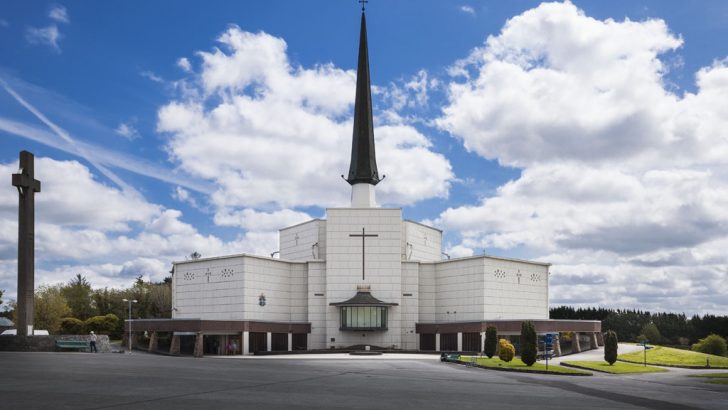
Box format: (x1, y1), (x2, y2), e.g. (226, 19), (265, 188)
(122, 298), (138, 353)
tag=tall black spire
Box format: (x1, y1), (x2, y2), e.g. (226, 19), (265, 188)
(346, 11), (381, 186)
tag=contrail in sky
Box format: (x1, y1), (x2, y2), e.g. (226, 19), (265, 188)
(0, 78), (213, 195)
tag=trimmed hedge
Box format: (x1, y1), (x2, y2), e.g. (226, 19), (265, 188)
(499, 339), (515, 362)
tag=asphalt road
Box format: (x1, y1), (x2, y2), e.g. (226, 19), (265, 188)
(0, 351), (726, 410)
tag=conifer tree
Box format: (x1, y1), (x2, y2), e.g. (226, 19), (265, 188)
(521, 321), (537, 366)
(604, 330), (618, 365)
(484, 326), (497, 358)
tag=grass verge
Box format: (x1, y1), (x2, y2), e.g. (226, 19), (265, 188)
(457, 356), (591, 376)
(689, 373), (728, 385)
(618, 346), (728, 368)
(561, 361), (667, 374)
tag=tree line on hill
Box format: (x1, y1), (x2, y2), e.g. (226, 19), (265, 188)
(0, 274), (171, 339)
(550, 306), (728, 345)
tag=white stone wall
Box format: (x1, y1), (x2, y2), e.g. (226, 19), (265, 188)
(279, 219), (326, 261)
(418, 263), (436, 323)
(306, 261), (327, 349)
(434, 257), (486, 322)
(289, 263), (308, 322)
(482, 257), (549, 320)
(173, 256), (247, 320)
(172, 255), (309, 323)
(429, 256), (550, 322)
(325, 208), (403, 349)
(402, 220), (442, 262)
(400, 262), (419, 350)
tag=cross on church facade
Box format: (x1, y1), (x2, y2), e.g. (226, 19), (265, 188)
(12, 151), (41, 337)
(349, 227), (378, 280)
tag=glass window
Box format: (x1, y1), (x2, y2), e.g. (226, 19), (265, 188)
(339, 306), (387, 330)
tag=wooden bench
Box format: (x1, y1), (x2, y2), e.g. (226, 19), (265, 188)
(55, 340), (89, 351)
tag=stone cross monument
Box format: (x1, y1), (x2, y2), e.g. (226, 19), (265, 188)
(11, 151), (41, 336)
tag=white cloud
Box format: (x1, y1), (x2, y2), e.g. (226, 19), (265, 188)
(177, 57), (192, 72)
(460, 5), (476, 16)
(49, 5), (69, 24)
(159, 26), (453, 213)
(435, 1), (728, 313)
(141, 71), (164, 83)
(115, 121), (140, 140)
(0, 157), (277, 300)
(25, 25), (62, 52)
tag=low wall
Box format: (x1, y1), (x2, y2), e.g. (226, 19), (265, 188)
(0, 334), (111, 353)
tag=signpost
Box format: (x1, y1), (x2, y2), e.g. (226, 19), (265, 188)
(542, 333), (555, 372)
(641, 340), (649, 367)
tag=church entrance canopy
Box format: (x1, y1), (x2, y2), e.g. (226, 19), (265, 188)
(330, 287), (397, 331)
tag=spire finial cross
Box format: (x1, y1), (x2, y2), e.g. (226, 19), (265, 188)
(359, 0), (368, 12)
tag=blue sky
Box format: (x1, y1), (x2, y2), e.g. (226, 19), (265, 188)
(2, 1), (728, 314)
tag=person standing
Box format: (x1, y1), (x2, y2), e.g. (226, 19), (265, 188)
(89, 331), (98, 353)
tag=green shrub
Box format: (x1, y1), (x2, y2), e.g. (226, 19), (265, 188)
(59, 317), (85, 334)
(498, 339), (515, 362)
(520, 321), (537, 366)
(604, 330), (618, 365)
(692, 334), (727, 357)
(85, 313), (119, 335)
(484, 326), (498, 358)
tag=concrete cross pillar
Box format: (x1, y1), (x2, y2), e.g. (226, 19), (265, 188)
(572, 332), (581, 353)
(242, 331), (250, 355)
(170, 334), (180, 355)
(596, 332), (604, 346)
(193, 332), (204, 358)
(266, 332), (272, 352)
(288, 333), (293, 351)
(590, 332), (599, 350)
(148, 331), (158, 353)
(553, 334), (562, 357)
(435, 333), (441, 352)
(457, 332), (463, 352)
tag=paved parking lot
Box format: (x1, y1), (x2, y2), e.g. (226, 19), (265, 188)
(0, 351), (725, 409)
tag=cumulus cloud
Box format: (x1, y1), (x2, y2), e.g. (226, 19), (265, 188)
(460, 5), (476, 16)
(115, 121), (140, 140)
(159, 26), (453, 215)
(49, 5), (69, 24)
(25, 25), (63, 52)
(177, 57), (192, 72)
(0, 158), (280, 300)
(435, 1), (728, 313)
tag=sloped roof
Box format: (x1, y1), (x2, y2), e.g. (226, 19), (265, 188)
(329, 290), (398, 307)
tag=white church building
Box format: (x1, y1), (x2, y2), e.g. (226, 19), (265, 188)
(128, 10), (600, 357)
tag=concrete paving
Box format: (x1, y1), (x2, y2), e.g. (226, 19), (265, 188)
(548, 343), (643, 365)
(0, 351), (725, 410)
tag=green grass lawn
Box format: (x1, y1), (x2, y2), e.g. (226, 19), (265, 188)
(618, 346), (728, 368)
(562, 361), (667, 374)
(689, 373), (728, 385)
(458, 356), (591, 375)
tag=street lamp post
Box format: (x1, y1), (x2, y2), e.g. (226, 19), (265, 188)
(122, 298), (138, 353)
